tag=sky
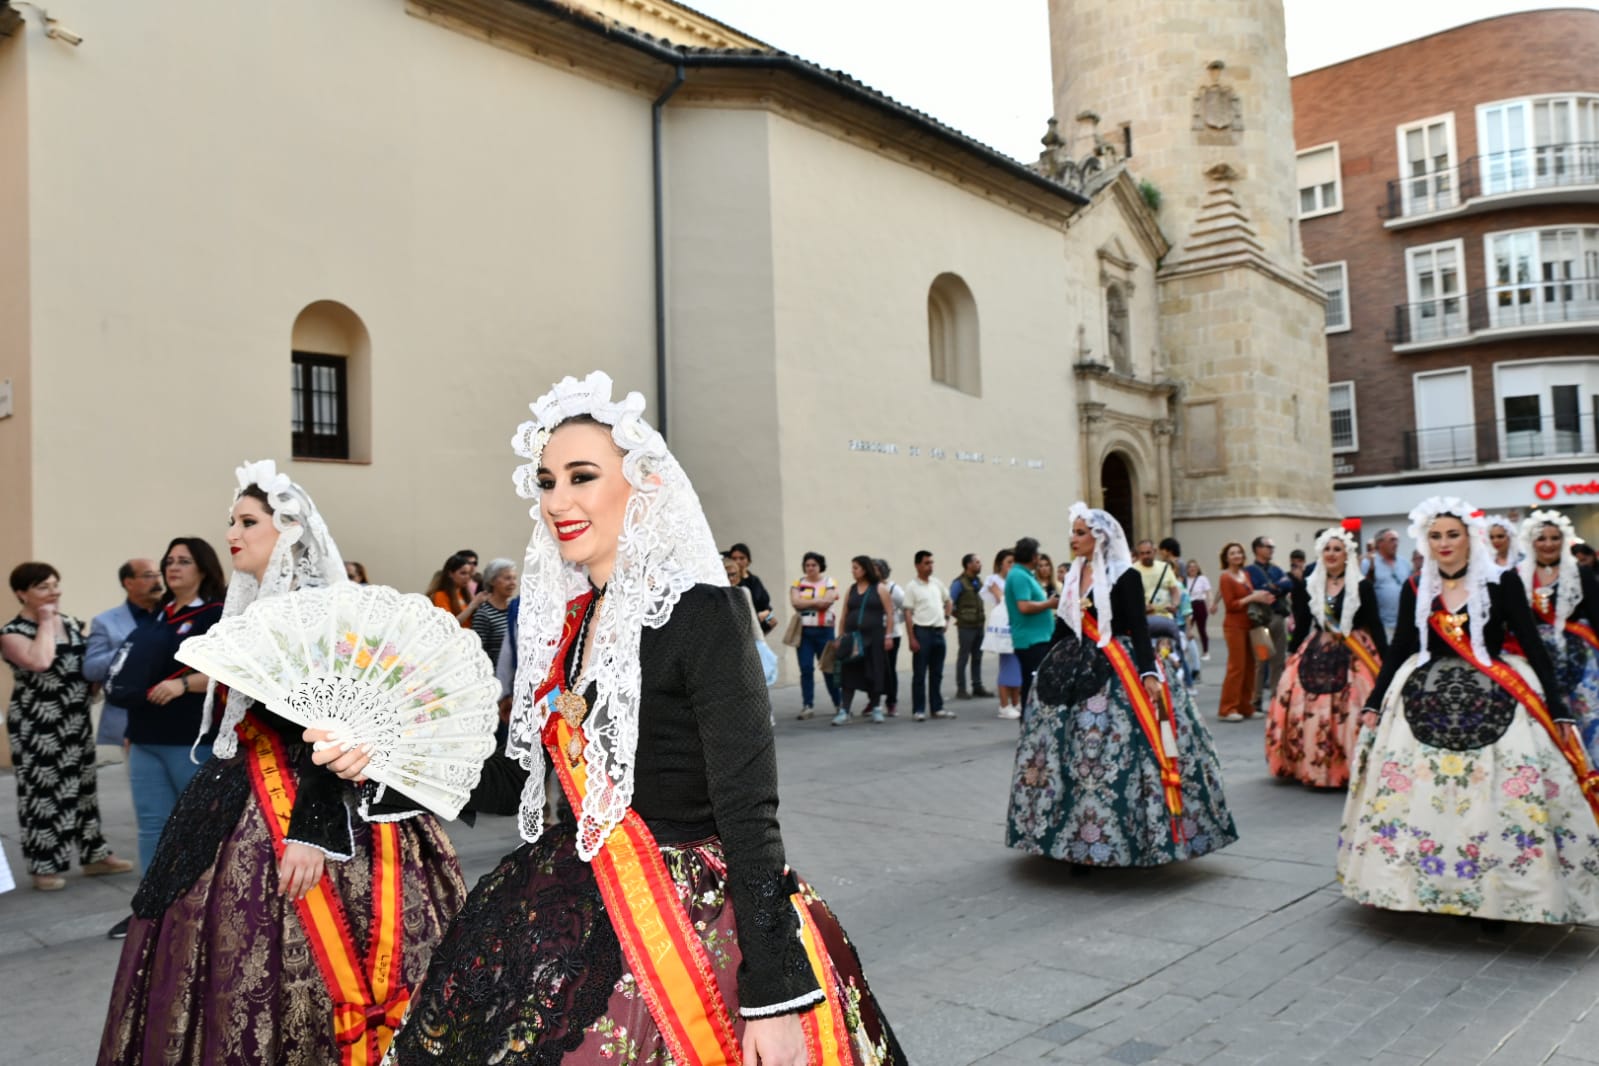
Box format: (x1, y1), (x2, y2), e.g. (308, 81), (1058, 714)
(684, 1), (1599, 161)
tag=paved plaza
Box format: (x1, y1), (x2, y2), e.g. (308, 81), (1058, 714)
(4, 654), (1599, 1065)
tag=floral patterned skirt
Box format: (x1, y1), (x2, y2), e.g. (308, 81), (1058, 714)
(1264, 632), (1377, 788)
(98, 785), (467, 1065)
(1005, 636), (1238, 866)
(1336, 653), (1599, 924)
(1538, 622), (1599, 770)
(385, 826), (905, 1065)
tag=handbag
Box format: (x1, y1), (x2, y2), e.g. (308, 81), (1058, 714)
(981, 601), (1013, 655)
(782, 613), (803, 648)
(837, 590), (871, 665)
(818, 639), (838, 674)
(755, 637), (779, 687)
(1249, 625), (1275, 662)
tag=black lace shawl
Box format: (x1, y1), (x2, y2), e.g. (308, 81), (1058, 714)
(1367, 571), (1570, 722)
(131, 708), (359, 917)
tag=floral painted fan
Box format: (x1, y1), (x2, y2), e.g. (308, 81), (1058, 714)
(176, 582), (501, 820)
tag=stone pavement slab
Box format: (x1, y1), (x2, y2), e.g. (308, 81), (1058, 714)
(2, 647), (1597, 1064)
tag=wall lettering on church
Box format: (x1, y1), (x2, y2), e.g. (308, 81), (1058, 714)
(845, 440), (1042, 471)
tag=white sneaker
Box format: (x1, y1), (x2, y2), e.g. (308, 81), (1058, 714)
(1201, 654), (1211, 662)
(997, 706), (1021, 720)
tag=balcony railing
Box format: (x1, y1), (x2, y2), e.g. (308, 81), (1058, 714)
(1387, 276), (1599, 345)
(1401, 413), (1599, 471)
(1381, 141), (1599, 220)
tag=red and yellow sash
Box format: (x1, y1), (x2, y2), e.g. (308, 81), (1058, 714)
(539, 595), (852, 1066)
(1426, 612), (1599, 824)
(240, 716), (408, 1066)
(1083, 615), (1184, 843)
(1340, 632), (1382, 679)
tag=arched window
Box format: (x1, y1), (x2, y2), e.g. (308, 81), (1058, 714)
(291, 301), (371, 462)
(1104, 284), (1131, 375)
(927, 273), (981, 396)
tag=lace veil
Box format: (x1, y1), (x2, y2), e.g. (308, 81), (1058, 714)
(1407, 496), (1495, 669)
(1483, 514), (1521, 572)
(195, 459), (348, 760)
(1515, 509), (1584, 633)
(1304, 527), (1362, 636)
(1058, 502), (1132, 647)
(506, 371), (727, 861)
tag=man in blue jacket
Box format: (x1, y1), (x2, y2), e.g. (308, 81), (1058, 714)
(1246, 537), (1293, 714)
(82, 558), (163, 748)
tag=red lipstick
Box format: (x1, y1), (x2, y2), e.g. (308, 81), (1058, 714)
(556, 521), (591, 543)
(230, 546), (242, 555)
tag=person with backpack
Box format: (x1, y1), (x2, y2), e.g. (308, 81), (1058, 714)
(949, 553), (992, 700)
(1247, 536), (1294, 714)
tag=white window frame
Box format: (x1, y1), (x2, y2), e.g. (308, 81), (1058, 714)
(1412, 366), (1476, 467)
(1492, 355), (1599, 460)
(1296, 141), (1343, 219)
(1312, 261), (1351, 333)
(1476, 93), (1599, 196)
(1329, 380), (1358, 453)
(1394, 113), (1457, 216)
(1481, 225), (1599, 330)
(1403, 238), (1468, 343)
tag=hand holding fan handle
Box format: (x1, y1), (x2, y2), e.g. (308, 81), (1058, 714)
(307, 726), (372, 783)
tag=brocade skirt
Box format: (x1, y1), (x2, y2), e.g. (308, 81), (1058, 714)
(1337, 653), (1599, 924)
(98, 757), (467, 1065)
(383, 825), (905, 1065)
(1264, 630), (1379, 789)
(1006, 634), (1239, 866)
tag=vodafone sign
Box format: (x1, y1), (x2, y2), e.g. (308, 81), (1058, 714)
(1533, 477), (1599, 501)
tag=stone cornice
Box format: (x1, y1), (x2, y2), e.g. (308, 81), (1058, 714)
(581, 0), (768, 50)
(1095, 169), (1169, 265)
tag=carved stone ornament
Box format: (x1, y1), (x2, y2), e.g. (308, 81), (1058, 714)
(1035, 115), (1121, 194)
(1191, 61), (1243, 138)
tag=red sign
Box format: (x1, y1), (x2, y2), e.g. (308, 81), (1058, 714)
(1533, 477), (1599, 501)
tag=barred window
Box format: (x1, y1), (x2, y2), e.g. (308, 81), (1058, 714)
(291, 352), (350, 460)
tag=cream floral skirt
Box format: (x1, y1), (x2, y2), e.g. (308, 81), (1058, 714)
(1337, 653), (1599, 924)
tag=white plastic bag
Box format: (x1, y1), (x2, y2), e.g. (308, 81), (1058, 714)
(981, 601), (1013, 655)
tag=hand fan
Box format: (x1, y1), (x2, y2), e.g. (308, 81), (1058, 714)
(176, 582), (502, 820)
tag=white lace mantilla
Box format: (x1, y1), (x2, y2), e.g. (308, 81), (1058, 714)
(1407, 496), (1497, 668)
(1306, 527), (1362, 636)
(195, 459), (347, 760)
(506, 371), (728, 861)
(1516, 509), (1585, 635)
(1059, 501), (1132, 648)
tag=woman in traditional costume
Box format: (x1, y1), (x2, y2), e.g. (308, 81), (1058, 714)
(99, 461), (467, 1065)
(1516, 510), (1599, 768)
(318, 373), (903, 1065)
(1265, 528), (1388, 788)
(1005, 503), (1237, 867)
(1485, 514), (1520, 574)
(1337, 497), (1599, 924)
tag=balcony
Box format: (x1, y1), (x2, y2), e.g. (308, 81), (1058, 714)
(1387, 276), (1599, 350)
(1402, 413), (1599, 472)
(1381, 142), (1599, 226)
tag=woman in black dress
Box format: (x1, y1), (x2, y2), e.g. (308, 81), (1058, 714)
(833, 555), (896, 726)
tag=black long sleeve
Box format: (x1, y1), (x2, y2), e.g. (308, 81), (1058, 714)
(1577, 569), (1599, 635)
(1353, 578), (1390, 660)
(1107, 569), (1157, 675)
(1369, 581), (1419, 712)
(1288, 580), (1312, 655)
(1498, 572), (1570, 722)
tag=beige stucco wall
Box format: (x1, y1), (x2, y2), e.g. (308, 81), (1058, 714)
(0, 31), (30, 757)
(16, 0), (657, 607)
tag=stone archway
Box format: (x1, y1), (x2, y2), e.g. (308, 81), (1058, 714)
(1101, 451), (1137, 542)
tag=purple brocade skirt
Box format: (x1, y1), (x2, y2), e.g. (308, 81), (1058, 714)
(385, 825), (906, 1065)
(97, 760), (466, 1066)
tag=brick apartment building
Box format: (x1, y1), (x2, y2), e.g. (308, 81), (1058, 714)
(1292, 7), (1599, 541)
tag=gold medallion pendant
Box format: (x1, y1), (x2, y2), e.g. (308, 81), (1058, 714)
(554, 688), (589, 765)
(1438, 611), (1468, 644)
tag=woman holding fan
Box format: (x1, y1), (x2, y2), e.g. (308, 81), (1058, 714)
(99, 461), (467, 1066)
(319, 373), (904, 1065)
(1265, 528), (1388, 788)
(1338, 497), (1599, 924)
(1006, 503), (1237, 868)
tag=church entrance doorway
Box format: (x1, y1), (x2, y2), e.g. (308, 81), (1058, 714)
(1101, 452), (1136, 542)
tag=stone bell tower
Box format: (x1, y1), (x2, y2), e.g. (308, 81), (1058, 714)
(1049, 0), (1338, 562)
